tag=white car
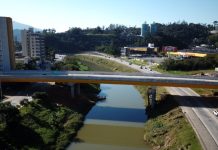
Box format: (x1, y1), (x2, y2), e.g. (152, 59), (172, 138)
(213, 110), (218, 116)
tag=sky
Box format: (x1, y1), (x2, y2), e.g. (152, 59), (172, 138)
(1, 0), (218, 32)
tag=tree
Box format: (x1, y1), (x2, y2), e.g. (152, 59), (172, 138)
(0, 103), (20, 129)
(15, 63), (25, 70)
(25, 59), (37, 70)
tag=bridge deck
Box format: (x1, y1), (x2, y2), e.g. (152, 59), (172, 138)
(0, 71), (218, 89)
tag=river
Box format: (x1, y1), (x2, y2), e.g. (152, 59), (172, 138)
(67, 84), (151, 150)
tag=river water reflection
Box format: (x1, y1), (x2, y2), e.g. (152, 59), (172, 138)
(67, 84), (150, 150)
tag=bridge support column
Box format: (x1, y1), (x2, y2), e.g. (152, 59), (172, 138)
(75, 83), (80, 96)
(68, 83), (80, 98)
(147, 86), (157, 109)
(68, 83), (75, 98)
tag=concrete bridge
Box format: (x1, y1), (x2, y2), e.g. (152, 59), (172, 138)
(0, 70), (218, 89)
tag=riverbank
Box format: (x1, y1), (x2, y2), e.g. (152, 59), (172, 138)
(73, 54), (202, 150)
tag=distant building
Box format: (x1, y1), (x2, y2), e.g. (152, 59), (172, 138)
(0, 17), (15, 71)
(141, 22), (150, 37)
(210, 21), (218, 34)
(54, 54), (66, 62)
(21, 28), (45, 60)
(167, 52), (207, 59)
(150, 23), (158, 34)
(121, 43), (159, 57)
(141, 22), (158, 37)
(214, 21), (218, 30)
(215, 25), (218, 31)
(162, 46), (178, 53)
(190, 47), (218, 54)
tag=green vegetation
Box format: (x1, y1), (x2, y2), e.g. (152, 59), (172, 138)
(192, 88), (218, 96)
(20, 95), (83, 150)
(72, 55), (137, 72)
(159, 54), (218, 71)
(73, 54), (202, 149)
(122, 58), (147, 66)
(0, 84), (100, 150)
(15, 59), (38, 70)
(52, 57), (88, 71)
(153, 56), (218, 97)
(1, 58), (101, 149)
(152, 65), (215, 75)
(136, 86), (202, 149)
(208, 34), (218, 48)
(144, 95), (202, 150)
(44, 22), (213, 56)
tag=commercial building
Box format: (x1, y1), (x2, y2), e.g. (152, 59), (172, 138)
(0, 17), (15, 71)
(162, 46), (178, 53)
(21, 28), (45, 60)
(167, 52), (207, 58)
(121, 43), (159, 57)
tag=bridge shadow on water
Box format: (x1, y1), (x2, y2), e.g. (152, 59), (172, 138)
(86, 106), (147, 123)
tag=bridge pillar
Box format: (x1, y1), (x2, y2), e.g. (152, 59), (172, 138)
(68, 83), (75, 98)
(68, 83), (80, 98)
(147, 86), (157, 109)
(75, 83), (80, 96)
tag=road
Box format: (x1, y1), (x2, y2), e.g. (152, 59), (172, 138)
(83, 52), (218, 150)
(167, 87), (218, 150)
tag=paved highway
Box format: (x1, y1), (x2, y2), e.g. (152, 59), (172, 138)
(167, 87), (218, 150)
(84, 52), (218, 150)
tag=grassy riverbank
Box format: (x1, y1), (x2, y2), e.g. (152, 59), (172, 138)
(73, 54), (202, 150)
(73, 54), (137, 72)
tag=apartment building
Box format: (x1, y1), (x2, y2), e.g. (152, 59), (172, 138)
(141, 22), (150, 37)
(21, 28), (45, 60)
(141, 22), (158, 37)
(0, 17), (15, 71)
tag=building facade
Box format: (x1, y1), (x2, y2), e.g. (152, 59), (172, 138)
(21, 28), (45, 60)
(141, 22), (158, 37)
(141, 22), (150, 37)
(150, 23), (158, 34)
(121, 44), (159, 57)
(0, 17), (15, 71)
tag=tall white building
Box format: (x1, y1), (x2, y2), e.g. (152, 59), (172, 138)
(21, 28), (45, 60)
(0, 17), (15, 71)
